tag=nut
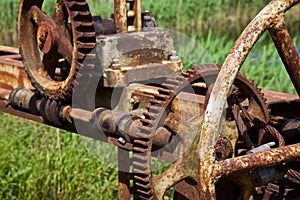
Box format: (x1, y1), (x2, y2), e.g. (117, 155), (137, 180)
(118, 137), (126, 145)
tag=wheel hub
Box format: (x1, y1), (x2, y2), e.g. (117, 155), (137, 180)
(19, 0), (96, 101)
(37, 21), (54, 54)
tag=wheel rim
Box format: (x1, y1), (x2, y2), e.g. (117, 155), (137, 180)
(18, 0), (96, 101)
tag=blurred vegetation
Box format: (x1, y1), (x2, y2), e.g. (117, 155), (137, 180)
(0, 113), (119, 199)
(0, 0), (299, 45)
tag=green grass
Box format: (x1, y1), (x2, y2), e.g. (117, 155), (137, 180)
(0, 0), (299, 199)
(0, 113), (119, 199)
(200, 32), (298, 94)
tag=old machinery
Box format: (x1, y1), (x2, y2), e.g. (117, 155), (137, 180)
(0, 0), (300, 199)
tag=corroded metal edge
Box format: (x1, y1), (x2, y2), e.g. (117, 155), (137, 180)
(199, 0), (300, 198)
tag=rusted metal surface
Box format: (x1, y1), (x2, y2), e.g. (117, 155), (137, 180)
(1, 0), (300, 199)
(216, 143), (300, 176)
(198, 0), (300, 198)
(118, 149), (131, 200)
(127, 0), (142, 31)
(152, 119), (201, 199)
(96, 30), (176, 87)
(0, 46), (32, 97)
(262, 89), (299, 104)
(2, 46), (300, 198)
(174, 180), (200, 200)
(18, 0), (96, 100)
(114, 0), (127, 33)
(269, 20), (300, 95)
(0, 100), (45, 124)
(114, 0), (142, 32)
(0, 46), (22, 66)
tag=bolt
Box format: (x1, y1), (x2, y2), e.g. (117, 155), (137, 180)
(170, 50), (178, 61)
(102, 121), (110, 132)
(58, 58), (65, 63)
(118, 137), (126, 145)
(112, 58), (120, 69)
(247, 142), (275, 154)
(112, 58), (119, 64)
(130, 98), (135, 104)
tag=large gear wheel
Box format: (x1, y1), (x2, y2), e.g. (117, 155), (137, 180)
(18, 0), (96, 101)
(129, 64), (269, 199)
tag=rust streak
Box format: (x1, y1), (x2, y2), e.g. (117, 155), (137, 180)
(216, 143), (300, 176)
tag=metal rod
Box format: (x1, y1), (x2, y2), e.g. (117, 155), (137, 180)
(197, 0), (300, 198)
(269, 18), (300, 95)
(216, 143), (300, 176)
(114, 0), (127, 33)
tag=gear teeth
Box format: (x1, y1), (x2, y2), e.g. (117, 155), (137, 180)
(66, 1), (88, 8)
(138, 126), (152, 134)
(134, 139), (150, 147)
(132, 161), (148, 169)
(152, 93), (169, 101)
(133, 167), (148, 174)
(76, 51), (96, 60)
(132, 153), (148, 162)
(236, 73), (270, 122)
(77, 41), (97, 49)
(20, 0), (96, 101)
(149, 99), (164, 105)
(157, 88), (172, 95)
(131, 64), (270, 199)
(134, 92), (154, 100)
(75, 61), (84, 68)
(130, 130), (149, 139)
(143, 112), (157, 120)
(133, 175), (150, 183)
(136, 191), (153, 200)
(74, 21), (94, 27)
(70, 11), (92, 19)
(147, 103), (162, 109)
(140, 118), (153, 126)
(133, 146), (148, 153)
(136, 182), (152, 190)
(132, 76), (190, 198)
(76, 31), (96, 39)
(165, 79), (181, 85)
(162, 83), (176, 90)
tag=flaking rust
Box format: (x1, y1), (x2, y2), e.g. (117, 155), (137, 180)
(0, 0), (300, 199)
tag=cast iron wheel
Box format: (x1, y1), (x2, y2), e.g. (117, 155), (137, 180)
(126, 64), (269, 199)
(18, 0), (96, 101)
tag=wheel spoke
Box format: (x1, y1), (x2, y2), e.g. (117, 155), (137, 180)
(19, 0), (96, 100)
(153, 160), (188, 200)
(43, 49), (61, 79)
(30, 5), (49, 25)
(57, 36), (73, 64)
(52, 0), (69, 26)
(269, 19), (300, 95)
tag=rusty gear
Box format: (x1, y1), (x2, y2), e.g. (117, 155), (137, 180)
(18, 0), (96, 101)
(130, 64), (269, 199)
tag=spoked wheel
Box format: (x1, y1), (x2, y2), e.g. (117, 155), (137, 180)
(18, 0), (96, 101)
(125, 0), (300, 199)
(195, 0), (300, 199)
(120, 64), (269, 199)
